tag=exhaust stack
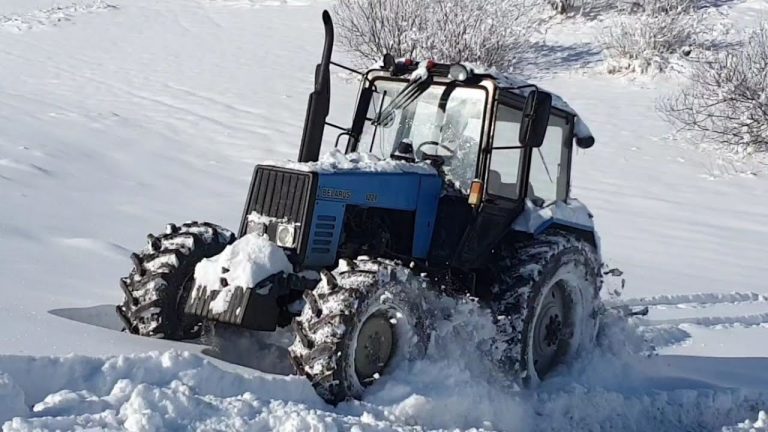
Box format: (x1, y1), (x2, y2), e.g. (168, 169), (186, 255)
(297, 11), (334, 163)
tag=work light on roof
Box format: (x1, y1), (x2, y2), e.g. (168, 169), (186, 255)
(449, 64), (470, 81)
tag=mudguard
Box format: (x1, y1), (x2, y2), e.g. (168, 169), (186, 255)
(512, 198), (600, 252)
(183, 235), (318, 331)
(184, 272), (289, 331)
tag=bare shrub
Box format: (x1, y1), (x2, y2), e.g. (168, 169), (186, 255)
(548, 0), (577, 14)
(627, 0), (696, 14)
(332, 0), (540, 70)
(660, 24), (768, 155)
(597, 0), (702, 73)
(547, 0), (617, 16)
(331, 0), (424, 65)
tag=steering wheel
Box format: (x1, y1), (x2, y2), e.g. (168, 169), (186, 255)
(416, 141), (456, 158)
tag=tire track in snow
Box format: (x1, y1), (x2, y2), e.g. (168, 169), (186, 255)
(639, 312), (768, 329)
(609, 291), (768, 349)
(608, 291), (767, 308)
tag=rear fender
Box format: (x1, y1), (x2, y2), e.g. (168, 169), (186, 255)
(511, 199), (599, 252)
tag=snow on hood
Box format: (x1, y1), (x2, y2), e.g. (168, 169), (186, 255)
(193, 234), (292, 314)
(264, 149), (437, 175)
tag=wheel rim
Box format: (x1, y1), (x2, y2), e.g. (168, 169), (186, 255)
(354, 312), (395, 384)
(532, 281), (571, 378)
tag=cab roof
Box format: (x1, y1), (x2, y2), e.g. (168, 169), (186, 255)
(371, 59), (594, 145)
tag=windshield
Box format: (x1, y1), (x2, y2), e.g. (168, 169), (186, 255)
(359, 78), (487, 193)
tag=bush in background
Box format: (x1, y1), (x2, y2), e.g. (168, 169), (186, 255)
(660, 23), (768, 155)
(546, 0), (616, 16)
(548, 0), (578, 14)
(597, 0), (702, 73)
(332, 0), (541, 70)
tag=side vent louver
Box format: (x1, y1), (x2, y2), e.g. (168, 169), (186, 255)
(311, 215), (336, 253)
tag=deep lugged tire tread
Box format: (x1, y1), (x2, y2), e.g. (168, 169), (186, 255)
(490, 231), (601, 378)
(289, 259), (423, 405)
(118, 222), (234, 340)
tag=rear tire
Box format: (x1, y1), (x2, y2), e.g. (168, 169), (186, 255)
(288, 259), (429, 404)
(491, 231), (602, 384)
(117, 222), (235, 340)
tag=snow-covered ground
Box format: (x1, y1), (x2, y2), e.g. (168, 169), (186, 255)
(1, 0), (767, 430)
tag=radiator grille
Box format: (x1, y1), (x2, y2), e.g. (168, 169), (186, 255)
(252, 168), (312, 222)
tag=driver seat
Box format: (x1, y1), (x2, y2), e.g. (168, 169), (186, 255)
(487, 170), (543, 206)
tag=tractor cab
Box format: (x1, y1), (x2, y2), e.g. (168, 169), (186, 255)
(342, 58), (595, 201)
(310, 58), (597, 269)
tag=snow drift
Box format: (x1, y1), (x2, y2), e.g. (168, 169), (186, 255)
(2, 309), (768, 431)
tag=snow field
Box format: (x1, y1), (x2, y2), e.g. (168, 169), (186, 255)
(0, 0), (767, 430)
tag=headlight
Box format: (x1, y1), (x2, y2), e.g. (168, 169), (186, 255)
(246, 220), (267, 236)
(276, 224), (297, 248)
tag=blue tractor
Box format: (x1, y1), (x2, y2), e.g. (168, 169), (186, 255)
(117, 11), (602, 404)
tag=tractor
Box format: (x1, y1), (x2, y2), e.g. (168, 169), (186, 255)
(116, 11), (602, 404)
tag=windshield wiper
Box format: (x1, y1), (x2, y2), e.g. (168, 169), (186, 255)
(373, 75), (433, 127)
(537, 148), (554, 183)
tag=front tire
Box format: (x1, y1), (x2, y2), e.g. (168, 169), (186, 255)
(491, 231), (602, 384)
(117, 222), (235, 340)
(288, 259), (429, 404)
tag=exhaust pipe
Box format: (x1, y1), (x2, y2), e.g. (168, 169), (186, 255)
(297, 10), (334, 163)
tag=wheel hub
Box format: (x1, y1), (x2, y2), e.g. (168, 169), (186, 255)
(544, 314), (563, 347)
(354, 314), (394, 384)
(532, 282), (571, 378)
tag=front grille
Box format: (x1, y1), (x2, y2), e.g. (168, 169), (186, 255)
(239, 165), (317, 257)
(252, 167), (312, 222)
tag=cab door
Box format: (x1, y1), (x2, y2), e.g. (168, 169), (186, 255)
(453, 90), (574, 270)
(452, 97), (528, 269)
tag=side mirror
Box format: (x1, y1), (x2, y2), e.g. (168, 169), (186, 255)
(383, 53), (396, 71)
(519, 90), (553, 148)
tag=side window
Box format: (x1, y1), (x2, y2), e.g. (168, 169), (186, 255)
(529, 115), (567, 205)
(487, 104), (523, 199)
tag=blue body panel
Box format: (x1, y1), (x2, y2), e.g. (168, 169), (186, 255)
(532, 218), (595, 236)
(303, 171), (442, 268)
(510, 198), (599, 251)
